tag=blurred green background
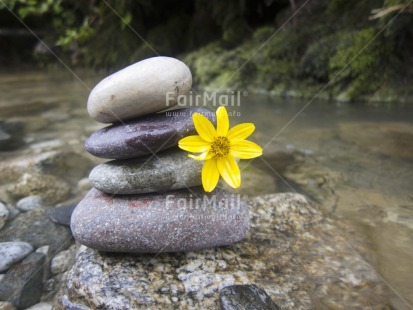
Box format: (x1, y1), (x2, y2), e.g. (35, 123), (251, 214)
(1, 0), (412, 102)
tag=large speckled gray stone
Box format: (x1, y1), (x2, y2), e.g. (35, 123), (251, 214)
(71, 187), (249, 253)
(56, 194), (394, 310)
(89, 149), (203, 194)
(87, 56), (192, 123)
(85, 107), (215, 159)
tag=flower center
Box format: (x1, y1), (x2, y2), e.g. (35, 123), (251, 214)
(211, 136), (231, 158)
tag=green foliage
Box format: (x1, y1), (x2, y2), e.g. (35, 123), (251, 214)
(1, 0), (412, 101)
(184, 43), (244, 89)
(328, 28), (384, 97)
(0, 0), (289, 68)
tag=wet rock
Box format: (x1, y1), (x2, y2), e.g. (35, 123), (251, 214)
(283, 163), (341, 214)
(16, 195), (44, 212)
(57, 295), (90, 310)
(35, 245), (52, 282)
(0, 302), (16, 310)
(223, 161), (278, 197)
(87, 56), (192, 123)
(89, 149), (203, 194)
(57, 193), (392, 309)
(219, 285), (279, 310)
(25, 302), (53, 310)
(338, 121), (413, 159)
(43, 272), (68, 303)
(85, 107), (215, 159)
(2, 204), (18, 221)
(51, 245), (76, 275)
(0, 242), (33, 272)
(0, 151), (93, 186)
(29, 139), (63, 152)
(0, 120), (24, 151)
(0, 98), (54, 117)
(0, 128), (11, 150)
(49, 203), (78, 226)
(0, 252), (45, 309)
(6, 173), (70, 204)
(7, 116), (49, 133)
(76, 178), (91, 192)
(0, 207), (72, 254)
(71, 187), (249, 253)
(0, 203), (9, 230)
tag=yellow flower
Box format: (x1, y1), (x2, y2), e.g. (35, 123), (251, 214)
(178, 106), (263, 192)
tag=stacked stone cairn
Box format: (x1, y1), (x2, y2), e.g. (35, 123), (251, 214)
(71, 57), (250, 253)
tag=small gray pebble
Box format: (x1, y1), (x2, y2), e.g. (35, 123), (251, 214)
(0, 241), (33, 272)
(16, 195), (44, 212)
(0, 202), (9, 230)
(220, 285), (279, 310)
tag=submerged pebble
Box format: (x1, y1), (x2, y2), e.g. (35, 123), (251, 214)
(0, 241), (33, 272)
(0, 252), (45, 309)
(16, 195), (44, 212)
(0, 202), (9, 230)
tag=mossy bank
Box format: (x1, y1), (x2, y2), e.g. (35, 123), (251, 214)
(184, 0), (413, 103)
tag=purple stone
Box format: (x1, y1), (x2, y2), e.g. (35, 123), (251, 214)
(71, 187), (250, 253)
(85, 107), (215, 159)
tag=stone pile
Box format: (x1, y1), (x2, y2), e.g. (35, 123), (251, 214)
(71, 56), (250, 253)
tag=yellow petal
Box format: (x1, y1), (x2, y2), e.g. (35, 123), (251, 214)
(202, 158), (219, 192)
(227, 123), (255, 140)
(188, 151), (214, 161)
(193, 113), (216, 142)
(178, 135), (210, 153)
(217, 155), (241, 188)
(216, 106), (229, 136)
(230, 139), (263, 159)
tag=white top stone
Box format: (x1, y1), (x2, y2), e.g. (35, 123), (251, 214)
(87, 56), (192, 123)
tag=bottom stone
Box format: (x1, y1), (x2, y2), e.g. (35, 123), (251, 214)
(70, 187), (249, 253)
(57, 194), (393, 310)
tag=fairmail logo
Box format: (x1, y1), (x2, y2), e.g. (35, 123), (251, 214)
(166, 90), (247, 107)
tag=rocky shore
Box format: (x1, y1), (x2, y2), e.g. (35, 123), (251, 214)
(54, 193), (394, 309)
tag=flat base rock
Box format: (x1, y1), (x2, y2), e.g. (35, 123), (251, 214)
(71, 187), (249, 253)
(57, 194), (396, 310)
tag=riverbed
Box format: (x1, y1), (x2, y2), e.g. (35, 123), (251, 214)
(0, 69), (412, 308)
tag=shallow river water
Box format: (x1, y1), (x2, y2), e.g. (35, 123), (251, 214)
(0, 70), (412, 308)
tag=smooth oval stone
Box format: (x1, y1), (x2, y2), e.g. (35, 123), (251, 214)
(85, 107), (215, 159)
(89, 149), (203, 194)
(71, 187), (249, 253)
(87, 56), (192, 123)
(0, 241), (33, 272)
(48, 202), (78, 226)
